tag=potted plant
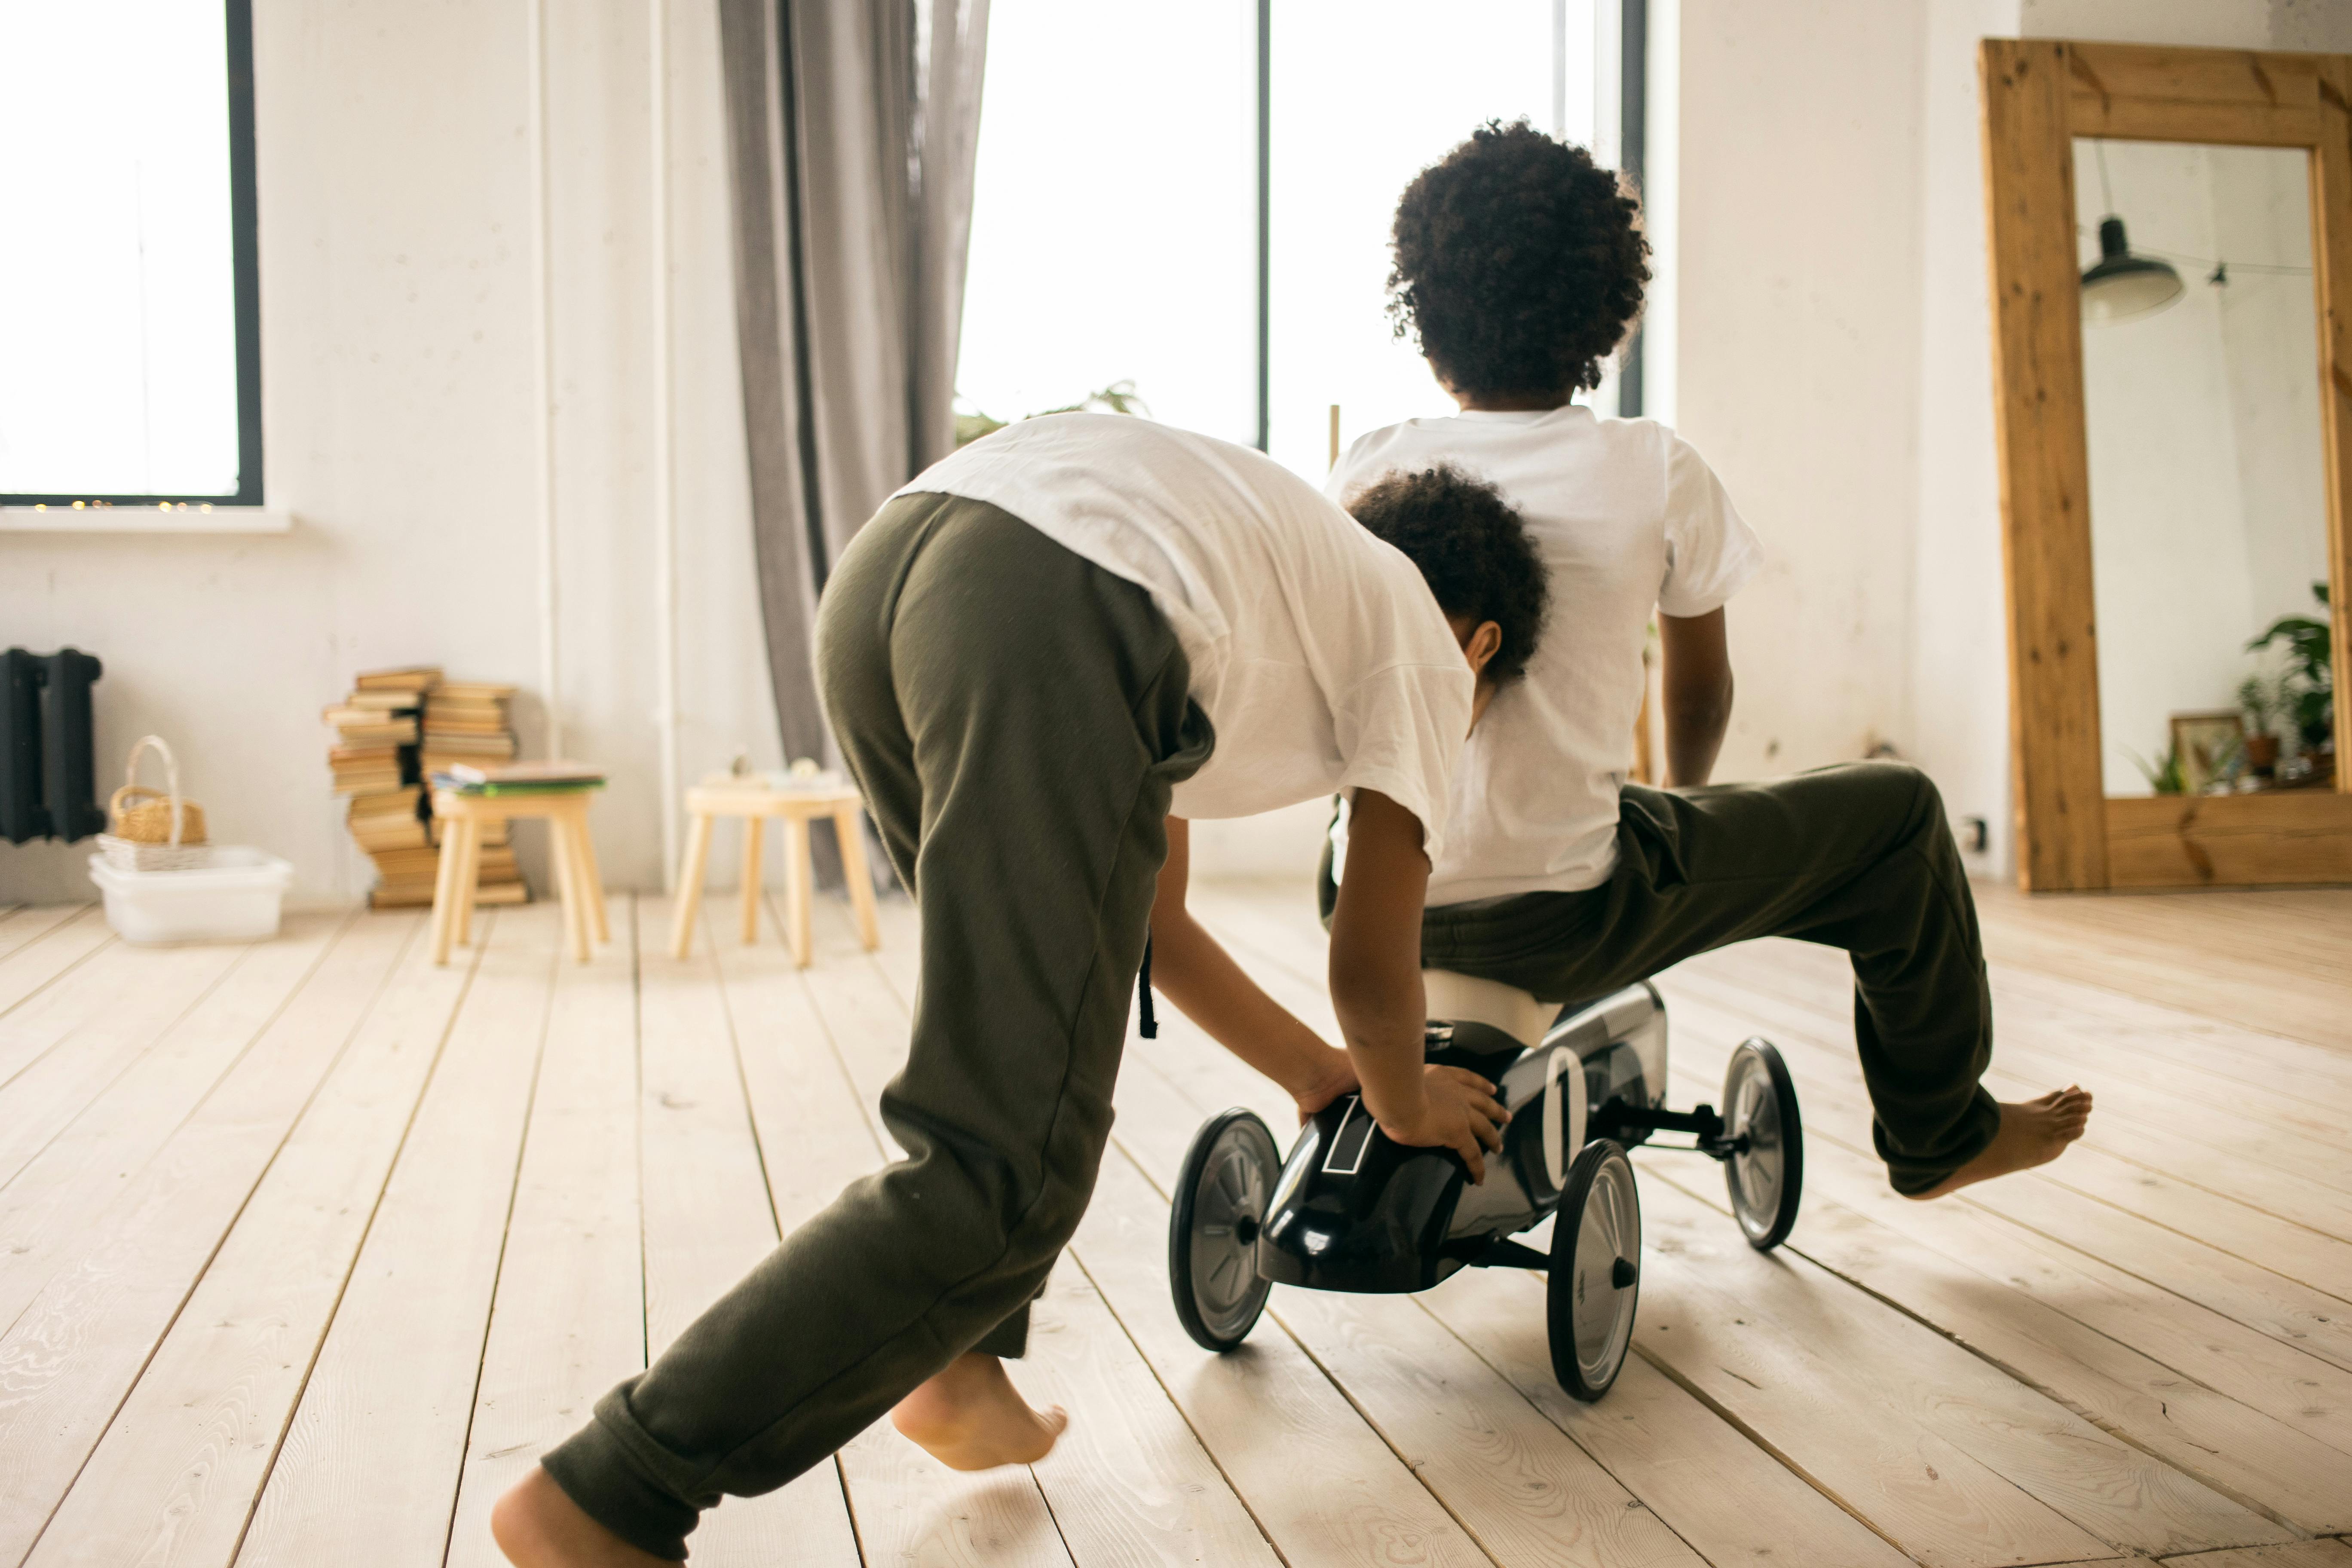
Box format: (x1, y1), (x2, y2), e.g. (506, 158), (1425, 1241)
(2236, 671), (2284, 778)
(2127, 742), (2186, 796)
(2247, 581), (2334, 759)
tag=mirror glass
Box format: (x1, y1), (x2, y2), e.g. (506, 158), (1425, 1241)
(2075, 138), (2336, 797)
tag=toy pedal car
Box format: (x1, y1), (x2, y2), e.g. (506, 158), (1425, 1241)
(1167, 970), (1802, 1400)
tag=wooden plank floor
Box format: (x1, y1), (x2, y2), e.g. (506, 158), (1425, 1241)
(0, 881), (2345, 1568)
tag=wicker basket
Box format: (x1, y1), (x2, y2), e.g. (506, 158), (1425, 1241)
(99, 735), (211, 873)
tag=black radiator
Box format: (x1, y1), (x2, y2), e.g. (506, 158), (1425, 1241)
(1, 649), (105, 845)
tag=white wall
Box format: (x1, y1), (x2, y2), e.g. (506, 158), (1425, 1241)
(2018, 0), (2344, 49)
(1908, 0), (2023, 872)
(0, 0), (778, 906)
(2077, 142), (2329, 790)
(2077, 143), (2254, 790)
(1666, 0), (1931, 786)
(2214, 150), (2336, 651)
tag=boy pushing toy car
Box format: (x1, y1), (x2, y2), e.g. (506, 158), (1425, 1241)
(494, 413), (1547, 1565)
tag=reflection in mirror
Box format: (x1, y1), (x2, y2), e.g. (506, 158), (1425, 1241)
(2075, 138), (2335, 798)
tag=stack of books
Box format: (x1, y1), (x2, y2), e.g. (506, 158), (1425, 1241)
(346, 784), (429, 854)
(324, 668), (528, 910)
(324, 667), (436, 907)
(324, 667), (433, 796)
(414, 680), (526, 910)
(420, 681), (520, 778)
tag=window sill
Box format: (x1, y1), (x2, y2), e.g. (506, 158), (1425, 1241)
(0, 505), (293, 535)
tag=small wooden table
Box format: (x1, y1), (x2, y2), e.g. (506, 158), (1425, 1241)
(431, 788), (608, 965)
(671, 781), (880, 966)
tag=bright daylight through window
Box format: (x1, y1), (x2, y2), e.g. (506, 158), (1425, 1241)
(957, 0), (1606, 484)
(0, 0), (260, 505)
(955, 1), (1261, 449)
(1268, 0), (1598, 476)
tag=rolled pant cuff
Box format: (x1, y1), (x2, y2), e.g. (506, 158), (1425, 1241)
(1886, 1164), (1954, 1198)
(540, 1400), (701, 1562)
(1880, 1085), (2002, 1196)
(974, 1303), (1030, 1359)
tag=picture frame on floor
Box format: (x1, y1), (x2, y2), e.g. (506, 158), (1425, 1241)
(2170, 710), (2244, 796)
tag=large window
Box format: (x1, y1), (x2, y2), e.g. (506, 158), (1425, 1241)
(1268, 0), (1597, 476)
(959, 0), (1617, 483)
(956, 1), (1259, 447)
(0, 0), (262, 506)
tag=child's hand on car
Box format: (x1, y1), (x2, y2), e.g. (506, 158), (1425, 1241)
(1291, 1046), (1361, 1126)
(1375, 1066), (1510, 1182)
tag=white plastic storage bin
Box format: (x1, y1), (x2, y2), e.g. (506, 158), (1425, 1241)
(89, 848), (293, 945)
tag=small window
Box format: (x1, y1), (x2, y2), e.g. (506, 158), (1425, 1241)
(0, 0), (263, 506)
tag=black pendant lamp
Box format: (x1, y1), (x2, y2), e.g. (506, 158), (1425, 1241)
(2080, 142), (2184, 324)
(2082, 214), (2185, 323)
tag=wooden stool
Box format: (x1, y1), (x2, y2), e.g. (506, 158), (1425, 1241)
(671, 782), (880, 966)
(431, 788), (609, 965)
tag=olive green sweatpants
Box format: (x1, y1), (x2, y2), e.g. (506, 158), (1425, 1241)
(1324, 762), (2000, 1195)
(542, 494), (1211, 1560)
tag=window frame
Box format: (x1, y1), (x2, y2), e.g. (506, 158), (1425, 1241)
(2, 0), (264, 508)
(1616, 0), (1647, 418)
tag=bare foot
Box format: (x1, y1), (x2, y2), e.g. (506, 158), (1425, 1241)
(491, 1466), (671, 1567)
(1907, 1087), (2093, 1200)
(890, 1352), (1069, 1471)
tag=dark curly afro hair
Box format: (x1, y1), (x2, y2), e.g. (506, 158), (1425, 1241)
(1346, 464), (1550, 688)
(1387, 120), (1649, 398)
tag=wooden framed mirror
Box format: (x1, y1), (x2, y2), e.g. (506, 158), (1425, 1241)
(1982, 40), (2352, 889)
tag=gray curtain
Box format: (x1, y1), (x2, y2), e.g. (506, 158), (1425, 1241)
(718, 0), (989, 881)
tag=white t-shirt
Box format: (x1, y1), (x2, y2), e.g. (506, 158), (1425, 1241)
(892, 413), (1474, 860)
(1328, 406), (1761, 903)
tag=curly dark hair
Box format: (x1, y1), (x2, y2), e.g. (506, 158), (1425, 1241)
(1387, 120), (1649, 398)
(1346, 465), (1550, 687)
